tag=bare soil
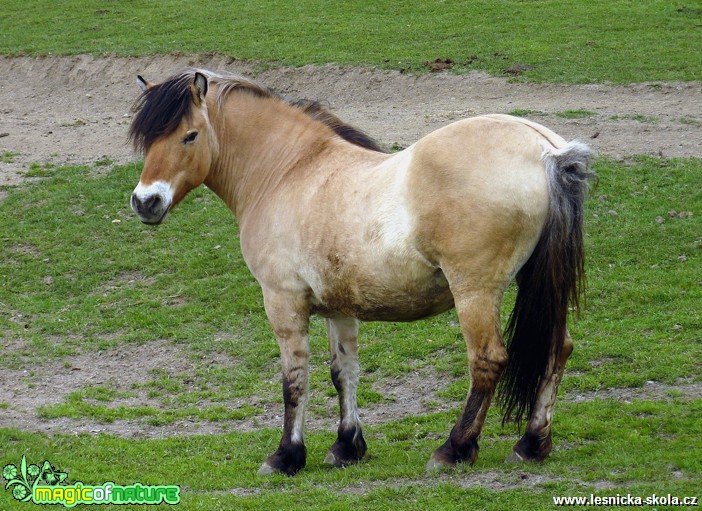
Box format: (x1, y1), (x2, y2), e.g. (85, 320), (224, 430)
(1, 54), (701, 191)
(1, 55), (701, 439)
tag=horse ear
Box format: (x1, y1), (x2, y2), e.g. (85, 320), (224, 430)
(136, 75), (154, 92)
(193, 72), (208, 101)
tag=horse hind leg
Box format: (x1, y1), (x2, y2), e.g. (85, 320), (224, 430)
(427, 291), (507, 470)
(509, 329), (573, 462)
(324, 315), (367, 467)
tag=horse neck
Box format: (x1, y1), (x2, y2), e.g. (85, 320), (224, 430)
(204, 91), (332, 220)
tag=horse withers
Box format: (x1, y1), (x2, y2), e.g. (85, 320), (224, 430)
(128, 69), (594, 476)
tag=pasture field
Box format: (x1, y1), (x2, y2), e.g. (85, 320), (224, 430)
(1, 0), (701, 83)
(1, 0), (701, 509)
(0, 156), (700, 509)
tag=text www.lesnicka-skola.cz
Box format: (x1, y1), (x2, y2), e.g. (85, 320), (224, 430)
(552, 494), (699, 507)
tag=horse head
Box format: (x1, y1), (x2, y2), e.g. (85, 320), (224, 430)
(129, 71), (217, 224)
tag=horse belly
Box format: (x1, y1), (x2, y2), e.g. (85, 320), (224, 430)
(312, 262), (454, 322)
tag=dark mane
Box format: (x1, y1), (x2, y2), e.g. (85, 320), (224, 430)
(291, 99), (385, 152)
(129, 69), (385, 153)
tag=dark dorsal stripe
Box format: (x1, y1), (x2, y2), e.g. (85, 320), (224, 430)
(129, 69), (386, 153)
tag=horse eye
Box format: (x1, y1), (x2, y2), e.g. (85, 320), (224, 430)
(183, 131), (198, 144)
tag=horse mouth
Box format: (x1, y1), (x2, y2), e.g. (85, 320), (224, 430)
(140, 216), (166, 225)
(137, 208), (169, 225)
(131, 187), (172, 225)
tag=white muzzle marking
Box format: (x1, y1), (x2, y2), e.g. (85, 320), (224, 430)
(131, 180), (174, 225)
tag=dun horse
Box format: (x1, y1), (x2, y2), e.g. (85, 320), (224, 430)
(129, 69), (593, 476)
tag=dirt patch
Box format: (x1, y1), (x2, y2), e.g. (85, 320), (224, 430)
(1, 335), (699, 438)
(1, 54), (701, 198)
(330, 471), (623, 495)
(567, 380), (702, 403)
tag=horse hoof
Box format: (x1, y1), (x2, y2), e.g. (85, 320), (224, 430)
(324, 452), (341, 467)
(257, 462), (277, 476)
(426, 454), (455, 472)
(506, 450), (525, 463)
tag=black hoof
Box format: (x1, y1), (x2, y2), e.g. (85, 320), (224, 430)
(325, 426), (367, 467)
(259, 443), (307, 476)
(510, 431), (552, 462)
(427, 436), (479, 470)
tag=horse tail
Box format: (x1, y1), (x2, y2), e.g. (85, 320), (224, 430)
(498, 140), (595, 426)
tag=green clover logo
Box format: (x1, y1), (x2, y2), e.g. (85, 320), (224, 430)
(3, 456), (32, 502)
(3, 456), (69, 501)
(12, 485), (28, 500)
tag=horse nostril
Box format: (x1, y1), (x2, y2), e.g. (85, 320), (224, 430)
(133, 194), (164, 216)
(131, 193), (141, 212)
(144, 195), (162, 214)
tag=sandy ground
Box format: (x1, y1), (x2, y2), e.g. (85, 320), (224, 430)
(0, 55), (701, 439)
(1, 54), (700, 192)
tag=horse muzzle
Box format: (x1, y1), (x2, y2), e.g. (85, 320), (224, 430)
(131, 181), (173, 225)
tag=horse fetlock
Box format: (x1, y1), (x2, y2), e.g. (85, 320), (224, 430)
(326, 425), (367, 467)
(259, 442), (307, 476)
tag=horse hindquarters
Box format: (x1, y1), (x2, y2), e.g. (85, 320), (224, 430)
(498, 141), (594, 460)
(413, 119), (554, 469)
(414, 119), (592, 469)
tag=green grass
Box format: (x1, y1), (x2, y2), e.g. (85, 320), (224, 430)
(0, 156), (700, 509)
(0, 398), (700, 509)
(1, 151), (19, 164)
(555, 109), (598, 119)
(1, 0), (701, 83)
(609, 114), (660, 124)
(506, 109), (545, 118)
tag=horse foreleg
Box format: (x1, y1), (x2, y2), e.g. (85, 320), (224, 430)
(324, 315), (367, 467)
(509, 329), (573, 462)
(428, 293), (507, 470)
(258, 292), (310, 476)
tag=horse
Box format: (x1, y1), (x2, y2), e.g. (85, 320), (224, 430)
(128, 69), (594, 476)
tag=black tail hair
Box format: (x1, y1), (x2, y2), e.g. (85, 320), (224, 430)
(498, 141), (595, 426)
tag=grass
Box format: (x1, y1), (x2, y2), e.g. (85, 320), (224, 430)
(506, 109), (544, 118)
(1, 0), (701, 83)
(1, 151), (19, 164)
(0, 399), (700, 509)
(555, 109), (598, 119)
(0, 156), (700, 508)
(609, 114), (660, 124)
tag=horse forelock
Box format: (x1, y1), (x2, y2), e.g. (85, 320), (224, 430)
(129, 72), (196, 152)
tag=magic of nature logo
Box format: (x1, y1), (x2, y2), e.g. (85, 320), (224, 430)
(3, 455), (180, 507)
